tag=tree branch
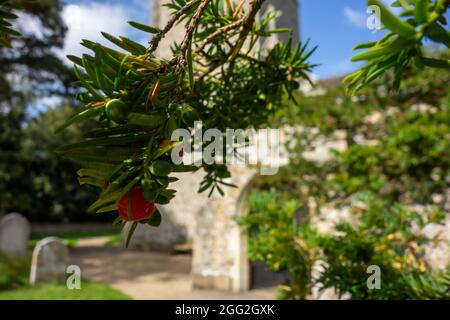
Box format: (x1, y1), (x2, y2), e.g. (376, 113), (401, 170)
(148, 0), (197, 54)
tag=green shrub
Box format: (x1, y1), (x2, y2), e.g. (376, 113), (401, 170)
(0, 254), (30, 290)
(314, 195), (449, 300)
(238, 189), (316, 300)
(330, 107), (450, 204)
(239, 190), (450, 300)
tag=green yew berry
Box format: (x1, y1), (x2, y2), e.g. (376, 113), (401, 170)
(150, 160), (173, 177)
(105, 99), (128, 123)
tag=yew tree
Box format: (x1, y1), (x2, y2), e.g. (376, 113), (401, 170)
(47, 0), (449, 241)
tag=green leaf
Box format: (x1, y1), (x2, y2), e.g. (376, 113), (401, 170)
(54, 107), (104, 133)
(125, 222), (138, 248)
(152, 140), (178, 160)
(150, 160), (173, 177)
(57, 132), (151, 152)
(267, 28), (290, 34)
(173, 165), (199, 172)
(154, 176), (169, 187)
(127, 112), (165, 127)
(57, 146), (136, 164)
(147, 209), (162, 227)
(351, 37), (413, 61)
(353, 41), (377, 50)
(66, 55), (83, 66)
(89, 190), (122, 213)
(426, 23), (450, 48)
(0, 10), (17, 20)
(141, 179), (159, 200)
(421, 57), (450, 69)
(128, 21), (160, 34)
(155, 194), (171, 204)
(96, 203), (118, 213)
(94, 47), (115, 94)
(101, 32), (139, 54)
(414, 0), (428, 24)
(119, 36), (147, 55)
(83, 124), (144, 138)
(159, 189), (176, 198)
(112, 216), (123, 226)
(73, 65), (105, 100)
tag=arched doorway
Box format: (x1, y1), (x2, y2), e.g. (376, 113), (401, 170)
(232, 176), (290, 292)
(191, 166), (291, 293)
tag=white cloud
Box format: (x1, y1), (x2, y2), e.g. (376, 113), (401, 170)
(60, 2), (145, 62)
(16, 0), (152, 61)
(344, 7), (366, 29)
(15, 12), (45, 40)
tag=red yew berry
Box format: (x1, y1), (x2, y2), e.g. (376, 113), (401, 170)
(117, 186), (156, 221)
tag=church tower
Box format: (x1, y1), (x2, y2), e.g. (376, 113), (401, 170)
(151, 0), (300, 57)
(261, 0), (300, 47)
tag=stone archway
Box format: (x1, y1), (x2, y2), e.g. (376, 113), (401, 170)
(191, 166), (257, 292)
(191, 163), (292, 293)
(230, 175), (254, 292)
(230, 172), (290, 292)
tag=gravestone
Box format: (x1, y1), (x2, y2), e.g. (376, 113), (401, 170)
(29, 237), (69, 285)
(0, 212), (30, 257)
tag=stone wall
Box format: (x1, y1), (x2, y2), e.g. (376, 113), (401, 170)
(152, 0), (188, 58)
(192, 166), (256, 292)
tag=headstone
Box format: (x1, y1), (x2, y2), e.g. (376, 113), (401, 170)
(0, 212), (30, 257)
(29, 237), (69, 285)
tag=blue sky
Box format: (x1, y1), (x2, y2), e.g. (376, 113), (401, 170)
(58, 0), (449, 79)
(301, 0), (384, 78)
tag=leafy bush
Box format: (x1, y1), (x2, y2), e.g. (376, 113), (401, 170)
(330, 106), (450, 204)
(0, 254), (30, 290)
(238, 189), (315, 299)
(244, 72), (450, 299)
(0, 1), (21, 47)
(1, 105), (102, 222)
(314, 195), (449, 300)
(239, 189), (450, 300)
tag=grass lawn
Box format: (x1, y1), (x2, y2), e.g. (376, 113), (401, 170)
(0, 281), (131, 300)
